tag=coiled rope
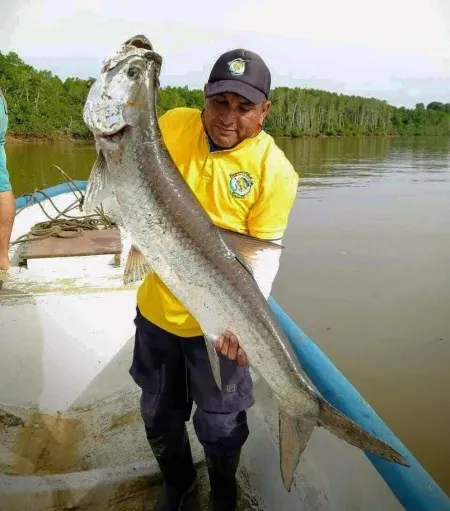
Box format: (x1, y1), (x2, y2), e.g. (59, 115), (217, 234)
(11, 164), (116, 245)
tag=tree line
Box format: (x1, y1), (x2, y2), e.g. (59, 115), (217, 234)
(1, 51), (450, 140)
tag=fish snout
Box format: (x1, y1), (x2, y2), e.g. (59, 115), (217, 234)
(83, 78), (128, 137)
(123, 34), (162, 67)
(124, 35), (153, 51)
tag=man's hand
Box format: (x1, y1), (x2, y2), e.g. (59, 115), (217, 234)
(215, 329), (247, 367)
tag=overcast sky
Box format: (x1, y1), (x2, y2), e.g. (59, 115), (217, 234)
(1, 0), (449, 107)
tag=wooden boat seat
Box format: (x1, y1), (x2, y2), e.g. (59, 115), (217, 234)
(18, 228), (122, 266)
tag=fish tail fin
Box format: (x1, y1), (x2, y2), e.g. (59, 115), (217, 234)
(318, 400), (409, 467)
(279, 408), (315, 492)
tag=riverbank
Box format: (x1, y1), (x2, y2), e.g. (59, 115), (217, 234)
(5, 133), (88, 145)
(6, 131), (430, 145)
(4, 51), (450, 143)
(274, 132), (404, 139)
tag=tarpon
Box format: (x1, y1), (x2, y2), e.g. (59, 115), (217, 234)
(82, 34), (409, 491)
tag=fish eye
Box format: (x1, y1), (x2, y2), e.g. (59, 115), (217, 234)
(127, 66), (141, 79)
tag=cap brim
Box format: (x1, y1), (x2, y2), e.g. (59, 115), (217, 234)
(205, 80), (266, 104)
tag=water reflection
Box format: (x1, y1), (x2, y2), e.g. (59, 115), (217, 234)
(7, 136), (450, 196)
(7, 141), (95, 197)
(274, 136), (450, 193)
(273, 136), (450, 494)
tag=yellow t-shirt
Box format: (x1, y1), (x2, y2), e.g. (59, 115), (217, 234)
(136, 107), (299, 337)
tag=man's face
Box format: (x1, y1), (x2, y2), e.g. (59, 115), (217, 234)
(202, 89), (271, 149)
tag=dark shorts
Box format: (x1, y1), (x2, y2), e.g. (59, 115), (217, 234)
(129, 307), (255, 455)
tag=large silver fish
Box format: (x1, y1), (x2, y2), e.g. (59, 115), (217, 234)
(82, 35), (409, 491)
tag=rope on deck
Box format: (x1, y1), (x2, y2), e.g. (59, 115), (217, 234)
(11, 165), (116, 245)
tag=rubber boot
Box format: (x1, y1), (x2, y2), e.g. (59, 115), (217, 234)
(143, 425), (197, 511)
(206, 450), (241, 511)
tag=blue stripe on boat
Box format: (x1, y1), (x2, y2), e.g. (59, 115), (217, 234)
(15, 181), (87, 210)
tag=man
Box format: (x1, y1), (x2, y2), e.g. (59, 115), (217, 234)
(0, 88), (14, 291)
(129, 48), (299, 511)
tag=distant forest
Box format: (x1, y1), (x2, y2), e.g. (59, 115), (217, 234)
(1, 51), (450, 140)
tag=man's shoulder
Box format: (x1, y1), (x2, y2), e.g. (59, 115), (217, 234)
(159, 107), (201, 127)
(258, 132), (298, 180)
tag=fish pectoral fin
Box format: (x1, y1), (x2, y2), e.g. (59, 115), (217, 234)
(203, 334), (223, 392)
(217, 228), (284, 268)
(123, 244), (153, 285)
(279, 409), (315, 492)
(83, 150), (114, 213)
(217, 227), (284, 296)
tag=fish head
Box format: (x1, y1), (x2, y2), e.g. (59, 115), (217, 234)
(83, 35), (162, 148)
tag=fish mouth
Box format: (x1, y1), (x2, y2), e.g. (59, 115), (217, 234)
(98, 126), (128, 143)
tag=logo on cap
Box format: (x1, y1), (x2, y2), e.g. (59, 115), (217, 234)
(227, 58), (247, 76)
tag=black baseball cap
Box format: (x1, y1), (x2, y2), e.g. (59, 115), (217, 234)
(205, 48), (271, 104)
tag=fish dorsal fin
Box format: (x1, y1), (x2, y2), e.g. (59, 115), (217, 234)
(83, 150), (113, 214)
(217, 227), (284, 296)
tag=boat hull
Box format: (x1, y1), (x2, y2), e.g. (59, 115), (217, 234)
(1, 183), (447, 510)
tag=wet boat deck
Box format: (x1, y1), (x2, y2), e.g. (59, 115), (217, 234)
(79, 462), (261, 511)
(147, 466), (260, 511)
(1, 190), (419, 511)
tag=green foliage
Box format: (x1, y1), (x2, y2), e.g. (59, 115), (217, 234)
(264, 87), (450, 137)
(158, 85), (204, 114)
(0, 52), (94, 139)
(426, 101), (450, 113)
(1, 51), (450, 139)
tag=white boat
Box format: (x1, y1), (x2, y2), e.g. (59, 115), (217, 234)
(1, 181), (448, 510)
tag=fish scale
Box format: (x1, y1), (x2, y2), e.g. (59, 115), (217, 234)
(114, 139), (301, 403)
